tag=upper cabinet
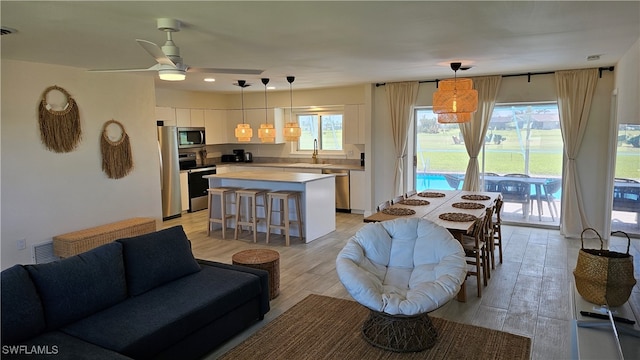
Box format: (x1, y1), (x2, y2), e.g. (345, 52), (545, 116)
(204, 109), (228, 144)
(155, 107), (176, 126)
(176, 108), (205, 128)
(344, 104), (365, 144)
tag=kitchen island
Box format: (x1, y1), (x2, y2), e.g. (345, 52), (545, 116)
(204, 171), (336, 242)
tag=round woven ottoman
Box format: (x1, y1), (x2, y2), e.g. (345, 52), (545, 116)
(232, 249), (280, 300)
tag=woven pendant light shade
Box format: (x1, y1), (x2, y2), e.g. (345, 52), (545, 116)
(258, 123), (275, 143)
(284, 122), (302, 141)
(235, 123), (252, 142)
(437, 112), (472, 123)
(433, 78), (478, 114)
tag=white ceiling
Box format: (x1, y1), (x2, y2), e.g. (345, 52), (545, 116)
(2, 1), (639, 93)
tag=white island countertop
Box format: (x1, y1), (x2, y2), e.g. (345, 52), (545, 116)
(204, 170), (334, 183)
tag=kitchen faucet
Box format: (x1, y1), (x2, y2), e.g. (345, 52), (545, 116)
(312, 138), (318, 164)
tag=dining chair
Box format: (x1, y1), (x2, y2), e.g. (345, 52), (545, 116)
(491, 198), (504, 266)
(481, 206), (495, 279)
(444, 174), (461, 190)
(481, 172), (500, 192)
(543, 179), (562, 221)
(458, 214), (489, 298)
(376, 200), (391, 211)
(498, 180), (531, 218)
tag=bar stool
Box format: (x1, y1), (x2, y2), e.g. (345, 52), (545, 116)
(266, 191), (303, 246)
(234, 188), (268, 243)
(207, 187), (240, 239)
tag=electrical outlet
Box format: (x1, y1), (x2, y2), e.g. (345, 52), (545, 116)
(17, 238), (26, 250)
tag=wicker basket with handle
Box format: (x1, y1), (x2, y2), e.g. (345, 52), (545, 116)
(573, 228), (636, 307)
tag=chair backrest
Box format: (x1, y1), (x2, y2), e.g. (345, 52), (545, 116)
(482, 173), (500, 192)
(391, 195), (404, 205)
(494, 197), (504, 223)
(498, 180), (530, 202)
(505, 173), (530, 178)
(376, 200), (390, 211)
(444, 174), (461, 190)
(544, 179), (562, 195)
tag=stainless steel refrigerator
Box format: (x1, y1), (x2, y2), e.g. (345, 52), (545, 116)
(158, 126), (182, 220)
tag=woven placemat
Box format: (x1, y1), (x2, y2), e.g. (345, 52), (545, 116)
(452, 202), (485, 210)
(382, 207), (416, 216)
(418, 191), (446, 198)
(398, 199), (430, 206)
(439, 212), (477, 222)
(461, 194), (491, 201)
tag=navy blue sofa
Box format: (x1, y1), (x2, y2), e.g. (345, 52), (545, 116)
(1, 225), (270, 359)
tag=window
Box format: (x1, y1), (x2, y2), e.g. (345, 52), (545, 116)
(414, 102), (563, 226)
(611, 122), (640, 235)
(297, 111), (343, 151)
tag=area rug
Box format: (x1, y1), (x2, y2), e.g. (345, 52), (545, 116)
(220, 294), (531, 360)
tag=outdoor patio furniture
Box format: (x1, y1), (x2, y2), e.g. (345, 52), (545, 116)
(498, 180), (531, 218)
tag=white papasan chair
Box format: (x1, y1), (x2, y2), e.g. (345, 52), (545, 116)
(336, 218), (467, 352)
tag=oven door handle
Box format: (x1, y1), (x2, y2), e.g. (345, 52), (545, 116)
(188, 167), (216, 174)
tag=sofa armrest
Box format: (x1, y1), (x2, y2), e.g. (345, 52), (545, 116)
(196, 259), (270, 316)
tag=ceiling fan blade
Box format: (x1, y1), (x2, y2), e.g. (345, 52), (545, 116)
(187, 67), (263, 75)
(88, 64), (161, 73)
(136, 39), (176, 67)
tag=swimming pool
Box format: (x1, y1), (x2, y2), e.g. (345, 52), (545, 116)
(416, 173), (562, 198)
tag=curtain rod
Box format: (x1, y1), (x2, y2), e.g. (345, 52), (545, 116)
(374, 66), (615, 87)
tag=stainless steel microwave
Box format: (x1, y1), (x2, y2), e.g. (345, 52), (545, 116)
(177, 127), (206, 148)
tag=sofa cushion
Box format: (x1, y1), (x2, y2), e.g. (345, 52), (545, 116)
(62, 263), (262, 359)
(1, 331), (132, 360)
(1, 265), (46, 344)
(116, 225), (200, 296)
(25, 242), (127, 330)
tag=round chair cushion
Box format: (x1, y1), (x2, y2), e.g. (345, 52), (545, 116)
(336, 218), (466, 315)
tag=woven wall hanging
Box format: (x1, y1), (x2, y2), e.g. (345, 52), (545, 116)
(100, 119), (133, 179)
(38, 85), (82, 153)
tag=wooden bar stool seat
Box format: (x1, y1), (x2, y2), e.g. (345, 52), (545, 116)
(266, 191), (303, 246)
(234, 188), (268, 243)
(207, 187), (241, 239)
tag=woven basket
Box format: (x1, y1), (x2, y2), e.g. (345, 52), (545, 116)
(573, 228), (636, 307)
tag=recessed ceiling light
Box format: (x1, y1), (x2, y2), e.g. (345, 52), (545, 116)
(586, 54), (601, 61)
(204, 78), (216, 82)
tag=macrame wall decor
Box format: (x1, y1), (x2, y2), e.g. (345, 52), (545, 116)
(100, 119), (133, 179)
(38, 85), (82, 152)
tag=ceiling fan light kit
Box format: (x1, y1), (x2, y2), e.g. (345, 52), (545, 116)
(433, 62), (478, 124)
(234, 80), (253, 142)
(258, 78), (275, 143)
(158, 68), (186, 81)
(283, 76), (301, 142)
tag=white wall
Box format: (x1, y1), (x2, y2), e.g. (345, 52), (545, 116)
(616, 37), (640, 125)
(371, 71), (616, 233)
(1, 60), (161, 269)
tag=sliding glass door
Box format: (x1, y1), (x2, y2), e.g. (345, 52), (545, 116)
(415, 102), (563, 226)
(611, 122), (640, 236)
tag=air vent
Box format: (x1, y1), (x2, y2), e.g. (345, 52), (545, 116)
(1, 26), (16, 36)
(33, 241), (60, 264)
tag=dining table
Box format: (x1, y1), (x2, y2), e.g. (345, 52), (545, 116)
(364, 190), (501, 235)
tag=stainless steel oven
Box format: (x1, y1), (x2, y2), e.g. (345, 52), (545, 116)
(187, 166), (216, 212)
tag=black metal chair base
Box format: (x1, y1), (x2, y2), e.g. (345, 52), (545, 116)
(361, 310), (438, 352)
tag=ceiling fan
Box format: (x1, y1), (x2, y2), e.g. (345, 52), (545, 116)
(89, 18), (263, 81)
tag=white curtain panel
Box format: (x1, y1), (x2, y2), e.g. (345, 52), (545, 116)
(459, 76), (502, 191)
(555, 68), (598, 237)
(385, 81), (419, 196)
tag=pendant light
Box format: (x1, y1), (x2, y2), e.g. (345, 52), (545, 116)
(283, 76), (302, 141)
(234, 80), (252, 142)
(258, 78), (275, 143)
(433, 62), (478, 123)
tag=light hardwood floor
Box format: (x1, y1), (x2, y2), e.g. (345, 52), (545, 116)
(162, 210), (640, 360)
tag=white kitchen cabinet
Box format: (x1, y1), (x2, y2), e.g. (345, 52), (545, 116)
(176, 108), (205, 128)
(349, 170), (366, 213)
(227, 108), (285, 144)
(155, 106), (176, 126)
(204, 109), (228, 144)
(344, 104), (365, 144)
(179, 171), (189, 212)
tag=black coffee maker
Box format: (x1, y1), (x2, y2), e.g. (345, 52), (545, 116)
(233, 149), (244, 162)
